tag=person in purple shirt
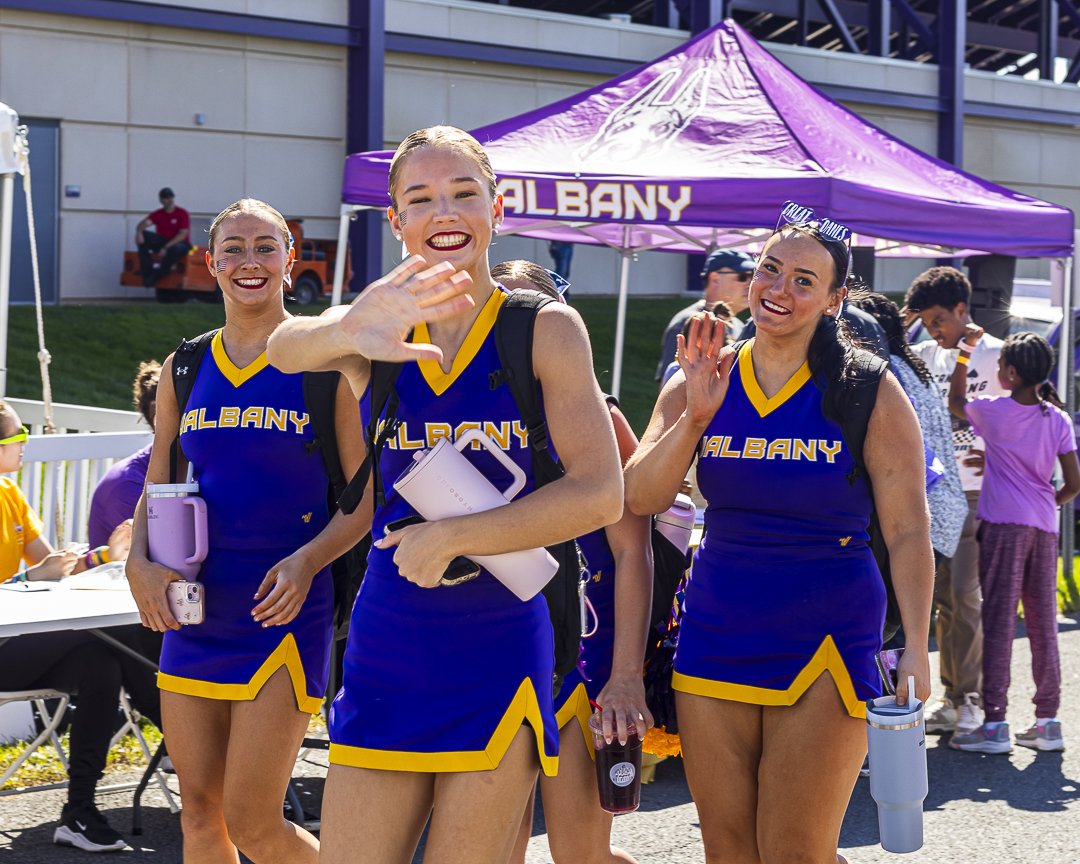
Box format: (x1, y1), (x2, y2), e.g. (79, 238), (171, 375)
(88, 362), (158, 546)
(947, 329), (1080, 755)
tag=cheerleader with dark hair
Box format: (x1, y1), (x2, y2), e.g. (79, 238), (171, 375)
(948, 329), (1080, 754)
(624, 204), (933, 864)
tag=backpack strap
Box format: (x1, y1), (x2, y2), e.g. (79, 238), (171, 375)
(169, 329), (218, 483)
(836, 352), (889, 484)
(492, 290), (561, 481)
(336, 358), (405, 515)
(301, 371), (346, 499)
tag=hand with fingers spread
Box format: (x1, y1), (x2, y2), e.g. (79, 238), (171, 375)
(678, 313), (737, 430)
(374, 519), (455, 589)
(251, 551), (317, 628)
(340, 256), (476, 364)
(125, 555), (181, 632)
(595, 674), (654, 746)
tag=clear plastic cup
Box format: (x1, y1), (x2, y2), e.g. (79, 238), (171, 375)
(589, 712), (642, 814)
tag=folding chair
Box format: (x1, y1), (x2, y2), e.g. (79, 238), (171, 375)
(109, 689), (178, 814)
(0, 689), (71, 795)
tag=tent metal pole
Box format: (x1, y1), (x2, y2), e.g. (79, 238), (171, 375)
(1063, 234), (1080, 609)
(331, 204), (356, 306)
(0, 172), (14, 395)
(611, 225), (632, 400)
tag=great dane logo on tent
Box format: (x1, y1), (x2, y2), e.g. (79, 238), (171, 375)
(578, 68), (709, 162)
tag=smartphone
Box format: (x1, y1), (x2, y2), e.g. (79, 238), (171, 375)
(384, 516), (481, 586)
(166, 580), (205, 625)
(875, 648), (902, 695)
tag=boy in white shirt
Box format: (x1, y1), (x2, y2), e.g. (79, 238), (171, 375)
(906, 266), (1008, 735)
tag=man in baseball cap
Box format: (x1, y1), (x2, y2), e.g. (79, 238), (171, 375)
(655, 249), (756, 382)
(135, 187), (191, 289)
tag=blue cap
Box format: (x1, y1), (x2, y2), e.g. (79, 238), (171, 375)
(701, 249), (755, 277)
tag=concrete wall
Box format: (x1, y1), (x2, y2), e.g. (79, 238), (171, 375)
(0, 0), (1077, 301)
(0, 7), (346, 300)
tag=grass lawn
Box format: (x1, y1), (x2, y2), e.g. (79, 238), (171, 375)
(5, 295), (689, 435)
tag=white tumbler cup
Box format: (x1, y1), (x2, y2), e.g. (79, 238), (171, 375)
(655, 493), (695, 555)
(866, 676), (927, 854)
(393, 429), (558, 600)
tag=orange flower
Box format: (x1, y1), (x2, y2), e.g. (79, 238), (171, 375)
(643, 725), (682, 757)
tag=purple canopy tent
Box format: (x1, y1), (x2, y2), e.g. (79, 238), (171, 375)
(333, 19), (1075, 395)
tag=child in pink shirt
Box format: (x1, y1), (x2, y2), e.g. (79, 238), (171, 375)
(947, 329), (1080, 754)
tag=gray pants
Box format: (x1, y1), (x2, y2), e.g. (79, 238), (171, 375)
(933, 490), (984, 702)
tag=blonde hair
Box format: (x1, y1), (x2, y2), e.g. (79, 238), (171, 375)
(207, 199), (292, 255)
(388, 126), (497, 208)
(490, 260), (558, 299)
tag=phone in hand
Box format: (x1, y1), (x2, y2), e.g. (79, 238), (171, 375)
(876, 648), (903, 695)
(384, 516), (481, 586)
(166, 580), (205, 625)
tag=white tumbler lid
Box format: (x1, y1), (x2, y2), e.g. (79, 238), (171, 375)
(147, 482), (199, 497)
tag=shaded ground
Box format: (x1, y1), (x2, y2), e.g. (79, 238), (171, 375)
(3, 616), (1078, 862)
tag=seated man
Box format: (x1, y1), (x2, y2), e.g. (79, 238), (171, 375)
(135, 187), (191, 288)
(0, 399), (160, 852)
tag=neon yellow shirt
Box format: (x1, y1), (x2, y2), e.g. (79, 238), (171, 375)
(0, 476), (43, 580)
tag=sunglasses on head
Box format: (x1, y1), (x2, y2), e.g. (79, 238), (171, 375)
(773, 200), (853, 288)
(0, 425), (29, 446)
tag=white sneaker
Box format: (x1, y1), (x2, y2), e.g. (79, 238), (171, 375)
(925, 697), (958, 733)
(956, 693), (984, 734)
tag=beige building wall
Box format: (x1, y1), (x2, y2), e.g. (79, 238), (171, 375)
(0, 0), (1077, 301)
(0, 7), (346, 300)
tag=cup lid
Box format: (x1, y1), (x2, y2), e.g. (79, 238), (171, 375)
(147, 482), (199, 495)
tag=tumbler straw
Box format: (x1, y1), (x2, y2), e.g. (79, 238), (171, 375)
(186, 462), (195, 484)
(907, 676), (916, 706)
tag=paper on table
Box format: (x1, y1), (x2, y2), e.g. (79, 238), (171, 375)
(60, 561), (130, 591)
(0, 580), (54, 592)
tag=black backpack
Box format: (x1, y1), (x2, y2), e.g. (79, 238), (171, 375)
(169, 330), (366, 636)
(826, 353), (901, 644)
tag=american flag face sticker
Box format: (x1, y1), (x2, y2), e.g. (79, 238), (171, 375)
(398, 209), (408, 227)
(216, 258), (228, 273)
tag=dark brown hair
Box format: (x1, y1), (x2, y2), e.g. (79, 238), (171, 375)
(132, 360), (161, 427)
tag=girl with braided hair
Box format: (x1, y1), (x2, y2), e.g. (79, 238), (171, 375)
(948, 329), (1080, 754)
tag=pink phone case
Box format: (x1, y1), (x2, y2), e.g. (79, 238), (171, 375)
(166, 580), (205, 625)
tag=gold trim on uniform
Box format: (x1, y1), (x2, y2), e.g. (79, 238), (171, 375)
(328, 677), (559, 775)
(414, 290), (506, 396)
(739, 340), (811, 418)
(671, 635), (867, 719)
(554, 681), (596, 761)
(157, 632), (322, 714)
(211, 330), (269, 388)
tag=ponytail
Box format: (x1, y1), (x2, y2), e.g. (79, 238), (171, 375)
(1038, 381), (1065, 411)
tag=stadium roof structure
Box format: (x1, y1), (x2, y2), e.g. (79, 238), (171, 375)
(491, 0), (1080, 81)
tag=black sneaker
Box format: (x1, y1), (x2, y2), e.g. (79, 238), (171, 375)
(53, 803), (130, 852)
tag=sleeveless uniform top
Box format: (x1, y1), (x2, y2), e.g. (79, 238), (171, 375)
(328, 289), (560, 774)
(157, 331), (334, 713)
(177, 333), (329, 550)
(672, 341), (885, 719)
